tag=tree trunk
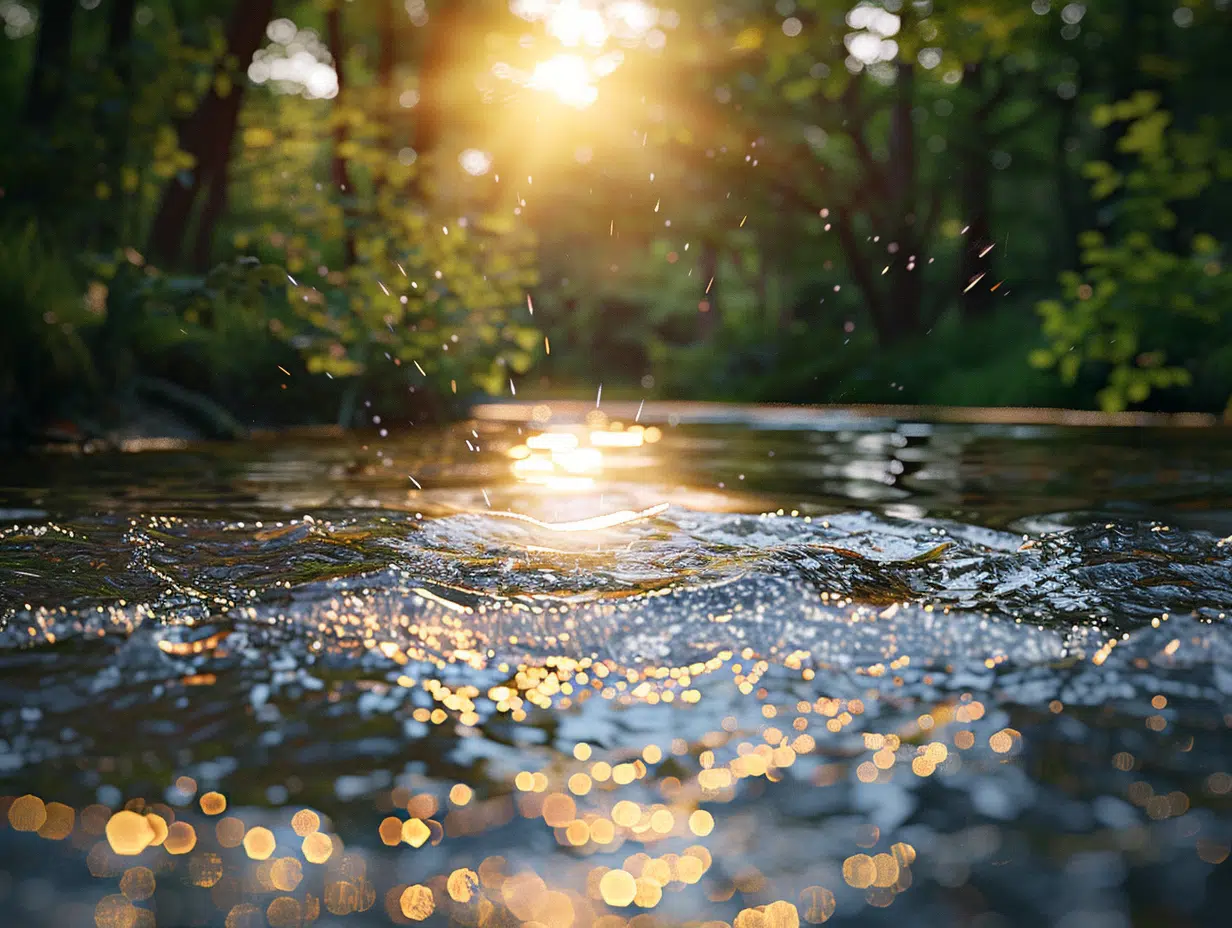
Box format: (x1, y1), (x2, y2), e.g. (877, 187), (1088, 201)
(98, 0), (138, 245)
(148, 157), (200, 266)
(23, 0), (76, 127)
(833, 68), (926, 347)
(886, 63), (925, 339)
(957, 172), (993, 318)
(148, 0), (273, 266)
(835, 208), (895, 346)
(887, 64), (915, 214)
(835, 82), (893, 345)
(107, 0), (137, 89)
(191, 161), (231, 271)
(958, 63), (995, 319)
(326, 5), (357, 268)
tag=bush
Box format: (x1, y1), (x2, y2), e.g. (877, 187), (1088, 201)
(0, 223), (100, 440)
(1034, 94), (1232, 412)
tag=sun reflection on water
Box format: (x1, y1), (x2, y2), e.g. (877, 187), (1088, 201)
(508, 418), (661, 492)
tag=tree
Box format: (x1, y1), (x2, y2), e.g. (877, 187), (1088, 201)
(22, 0), (76, 127)
(148, 0), (275, 268)
(325, 1), (356, 268)
(96, 0), (139, 245)
(1033, 92), (1232, 412)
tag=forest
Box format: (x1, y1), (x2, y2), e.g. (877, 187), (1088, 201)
(2, 0), (1231, 443)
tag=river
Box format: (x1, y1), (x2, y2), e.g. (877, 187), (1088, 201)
(1, 403), (1230, 927)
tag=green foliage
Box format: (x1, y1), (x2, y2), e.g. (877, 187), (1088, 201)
(226, 68), (538, 408)
(0, 0), (542, 438)
(654, 306), (1077, 410)
(113, 257), (291, 366)
(1035, 96), (1232, 412)
(2, 9), (228, 245)
(3, 0), (1232, 441)
(0, 222), (100, 434)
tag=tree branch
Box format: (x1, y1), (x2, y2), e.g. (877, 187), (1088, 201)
(841, 79), (888, 206)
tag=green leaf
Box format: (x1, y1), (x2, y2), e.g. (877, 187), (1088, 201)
(1027, 349), (1054, 369)
(1090, 104), (1116, 128)
(783, 77), (818, 102)
(1058, 353), (1080, 384)
(1097, 386), (1127, 413)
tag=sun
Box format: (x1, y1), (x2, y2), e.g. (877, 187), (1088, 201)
(529, 54), (599, 109)
(502, 1), (659, 108)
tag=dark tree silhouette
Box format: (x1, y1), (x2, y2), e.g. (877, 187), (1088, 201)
(23, 0), (76, 128)
(148, 0), (274, 268)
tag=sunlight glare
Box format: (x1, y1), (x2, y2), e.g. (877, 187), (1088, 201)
(844, 2), (901, 70)
(513, 0), (656, 41)
(547, 1), (609, 47)
(459, 149), (493, 176)
(529, 54), (599, 108)
(500, 2), (659, 108)
(607, 1), (656, 38)
(249, 20), (338, 99)
(485, 502), (668, 532)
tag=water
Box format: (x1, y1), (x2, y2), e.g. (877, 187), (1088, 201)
(1, 403), (1231, 927)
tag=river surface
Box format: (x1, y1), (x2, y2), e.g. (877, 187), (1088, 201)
(1, 403), (1230, 928)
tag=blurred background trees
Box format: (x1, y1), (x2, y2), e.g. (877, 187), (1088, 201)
(1, 0), (1230, 443)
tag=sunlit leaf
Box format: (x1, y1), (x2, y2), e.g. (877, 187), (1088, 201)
(732, 27), (763, 51)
